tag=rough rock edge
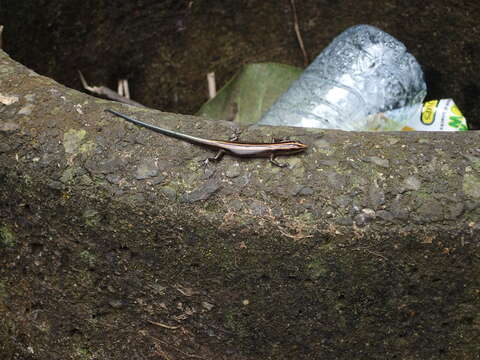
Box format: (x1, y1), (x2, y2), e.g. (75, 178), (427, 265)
(1, 49), (480, 359)
(1, 50), (479, 239)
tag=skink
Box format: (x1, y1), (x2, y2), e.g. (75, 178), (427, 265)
(105, 109), (307, 167)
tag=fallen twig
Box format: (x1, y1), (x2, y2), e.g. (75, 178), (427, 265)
(289, 0), (309, 66)
(353, 247), (389, 261)
(0, 25), (4, 49)
(117, 79), (130, 99)
(207, 72), (216, 99)
(147, 319), (180, 330)
(78, 71), (145, 108)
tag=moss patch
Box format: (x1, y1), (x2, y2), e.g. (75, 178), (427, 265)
(0, 225), (15, 247)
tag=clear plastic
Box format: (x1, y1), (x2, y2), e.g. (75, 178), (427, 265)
(258, 24), (427, 130)
(357, 99), (468, 131)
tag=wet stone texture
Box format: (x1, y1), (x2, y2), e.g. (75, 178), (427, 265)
(1, 31), (480, 360)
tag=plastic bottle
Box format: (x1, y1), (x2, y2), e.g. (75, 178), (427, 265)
(356, 99), (468, 131)
(258, 24), (427, 130)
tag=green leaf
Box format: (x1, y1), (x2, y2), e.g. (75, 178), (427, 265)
(196, 63), (302, 126)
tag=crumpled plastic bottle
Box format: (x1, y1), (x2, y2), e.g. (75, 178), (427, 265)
(258, 24), (427, 130)
(357, 98), (468, 131)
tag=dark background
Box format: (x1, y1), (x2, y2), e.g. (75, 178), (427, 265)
(1, 0), (479, 127)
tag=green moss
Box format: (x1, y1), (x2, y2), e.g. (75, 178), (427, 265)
(0, 281), (6, 310)
(48, 106), (63, 115)
(83, 209), (100, 227)
(463, 173), (480, 199)
(415, 190), (434, 200)
(60, 167), (77, 183)
(79, 141), (96, 153)
(22, 174), (33, 186)
(306, 258), (330, 280)
(74, 346), (93, 360)
(63, 129), (95, 154)
(63, 129), (87, 154)
(470, 158), (480, 172)
(79, 250), (96, 267)
(0, 225), (15, 247)
(297, 211), (315, 224)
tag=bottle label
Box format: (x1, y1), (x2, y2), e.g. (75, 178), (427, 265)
(421, 100), (438, 126)
(357, 99), (468, 131)
(403, 99), (468, 131)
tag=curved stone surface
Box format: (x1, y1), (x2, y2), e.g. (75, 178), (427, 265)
(1, 50), (479, 360)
